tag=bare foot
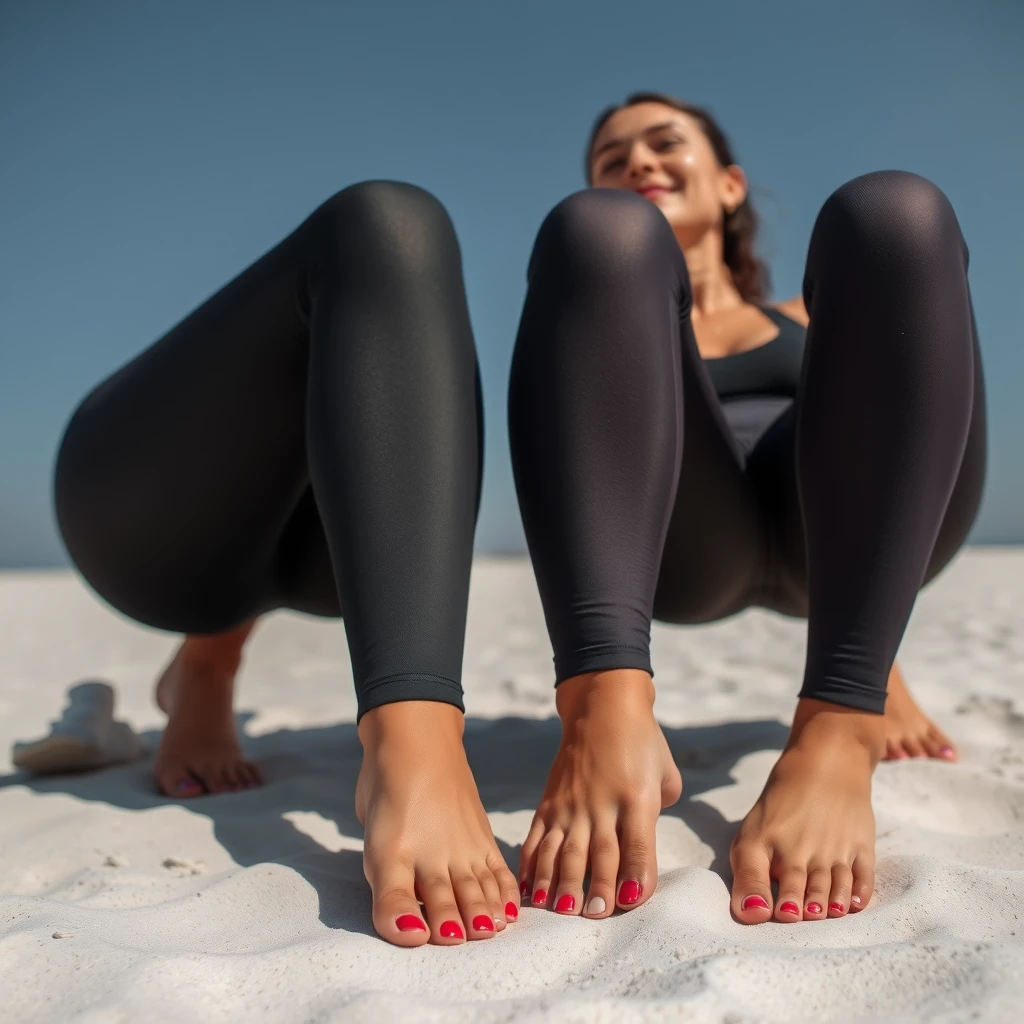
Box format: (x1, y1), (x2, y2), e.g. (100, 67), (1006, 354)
(518, 670), (682, 919)
(883, 662), (957, 761)
(153, 622), (262, 798)
(730, 698), (882, 923)
(356, 701), (520, 947)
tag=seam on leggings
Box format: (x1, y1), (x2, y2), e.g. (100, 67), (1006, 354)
(361, 673), (464, 696)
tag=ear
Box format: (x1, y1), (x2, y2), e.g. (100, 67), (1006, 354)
(720, 164), (748, 213)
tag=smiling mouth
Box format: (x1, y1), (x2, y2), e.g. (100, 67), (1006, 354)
(636, 186), (674, 198)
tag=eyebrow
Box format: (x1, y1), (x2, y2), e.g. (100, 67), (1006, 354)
(592, 121), (683, 161)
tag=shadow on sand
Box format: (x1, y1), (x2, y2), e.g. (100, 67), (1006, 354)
(1, 691), (790, 934)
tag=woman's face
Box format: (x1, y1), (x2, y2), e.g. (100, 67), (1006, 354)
(589, 102), (746, 246)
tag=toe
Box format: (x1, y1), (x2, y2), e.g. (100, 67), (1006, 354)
(803, 866), (831, 920)
(476, 865), (505, 930)
(368, 865), (429, 947)
(903, 737), (926, 758)
(828, 864), (853, 917)
(487, 851), (520, 923)
(774, 866), (807, 922)
(583, 825), (619, 918)
(850, 852), (874, 912)
(552, 825), (589, 916)
(923, 728), (957, 762)
(452, 870), (497, 939)
(243, 761), (263, 787)
(517, 817), (546, 904)
(730, 840), (773, 923)
(155, 765), (202, 799)
(530, 828), (562, 908)
(419, 872), (466, 945)
(615, 805), (658, 911)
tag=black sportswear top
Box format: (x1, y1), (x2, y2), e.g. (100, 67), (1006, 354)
(702, 306), (806, 456)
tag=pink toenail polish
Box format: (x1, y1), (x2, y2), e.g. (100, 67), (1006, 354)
(851, 895), (863, 905)
(742, 895), (769, 911)
(533, 888), (548, 905)
(806, 902), (823, 915)
(395, 914), (427, 932)
(618, 880), (642, 905)
(520, 881), (530, 900)
(940, 746), (955, 758)
(779, 901), (799, 915)
(829, 902), (844, 914)
(505, 902), (518, 920)
(472, 915), (495, 932)
(439, 920), (464, 939)
(555, 894), (575, 913)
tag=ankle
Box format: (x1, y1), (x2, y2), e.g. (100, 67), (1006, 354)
(178, 625), (251, 673)
(788, 698), (886, 765)
(358, 700), (465, 751)
(555, 669), (656, 724)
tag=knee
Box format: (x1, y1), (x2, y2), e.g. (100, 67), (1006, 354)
(311, 180), (460, 276)
(814, 170), (965, 267)
(529, 187), (680, 282)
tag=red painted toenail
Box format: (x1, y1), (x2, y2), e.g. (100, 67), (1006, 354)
(779, 901), (799, 915)
(505, 902), (518, 920)
(395, 914), (427, 932)
(533, 888), (548, 905)
(742, 895), (769, 911)
(520, 881), (530, 900)
(829, 902), (844, 914)
(472, 915), (495, 932)
(618, 880), (642, 905)
(555, 894), (575, 913)
(439, 920), (464, 939)
(806, 902), (823, 915)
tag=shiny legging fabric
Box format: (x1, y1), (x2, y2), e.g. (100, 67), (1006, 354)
(508, 171), (987, 714)
(54, 182), (483, 721)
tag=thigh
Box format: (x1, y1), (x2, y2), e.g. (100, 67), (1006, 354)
(653, 326), (770, 625)
(54, 211), (319, 632)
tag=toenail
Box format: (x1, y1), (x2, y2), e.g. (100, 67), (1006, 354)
(505, 902), (518, 921)
(439, 920), (464, 939)
(829, 902), (844, 914)
(532, 888), (548, 905)
(586, 896), (606, 915)
(618, 880), (642, 905)
(472, 915), (495, 932)
(520, 881), (530, 900)
(851, 895), (863, 905)
(742, 895), (769, 911)
(176, 781), (200, 794)
(395, 914), (427, 932)
(555, 894), (575, 913)
(779, 901), (799, 915)
(940, 746), (955, 758)
(806, 902), (823, 915)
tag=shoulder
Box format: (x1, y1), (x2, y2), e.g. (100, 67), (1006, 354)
(773, 295), (809, 327)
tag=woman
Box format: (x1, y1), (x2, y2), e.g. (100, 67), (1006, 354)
(53, 181), (522, 947)
(508, 93), (986, 925)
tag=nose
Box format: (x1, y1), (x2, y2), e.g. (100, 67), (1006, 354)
(624, 143), (657, 181)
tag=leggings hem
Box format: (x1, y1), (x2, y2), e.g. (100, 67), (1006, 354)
(357, 673), (465, 722)
(554, 644), (653, 686)
(797, 680), (887, 715)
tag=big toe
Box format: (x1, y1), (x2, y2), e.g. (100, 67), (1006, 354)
(730, 840), (773, 923)
(615, 806), (659, 911)
(155, 762), (203, 799)
(368, 864), (430, 947)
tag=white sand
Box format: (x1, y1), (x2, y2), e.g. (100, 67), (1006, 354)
(2, 550), (1023, 1023)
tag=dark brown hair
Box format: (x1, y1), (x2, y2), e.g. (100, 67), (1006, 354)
(585, 91), (770, 303)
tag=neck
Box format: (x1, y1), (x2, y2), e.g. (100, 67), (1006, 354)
(679, 230), (743, 317)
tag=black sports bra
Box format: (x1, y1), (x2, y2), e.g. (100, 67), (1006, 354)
(701, 306), (806, 401)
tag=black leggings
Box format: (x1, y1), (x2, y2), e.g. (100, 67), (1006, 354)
(54, 182), (483, 721)
(508, 171), (987, 714)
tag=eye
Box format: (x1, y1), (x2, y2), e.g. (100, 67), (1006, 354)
(600, 157), (625, 172)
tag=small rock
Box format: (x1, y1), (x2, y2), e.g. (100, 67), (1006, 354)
(52, 932), (72, 939)
(103, 854), (129, 868)
(161, 856), (206, 876)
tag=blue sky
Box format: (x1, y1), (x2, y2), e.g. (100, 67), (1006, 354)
(2, 0), (1022, 567)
